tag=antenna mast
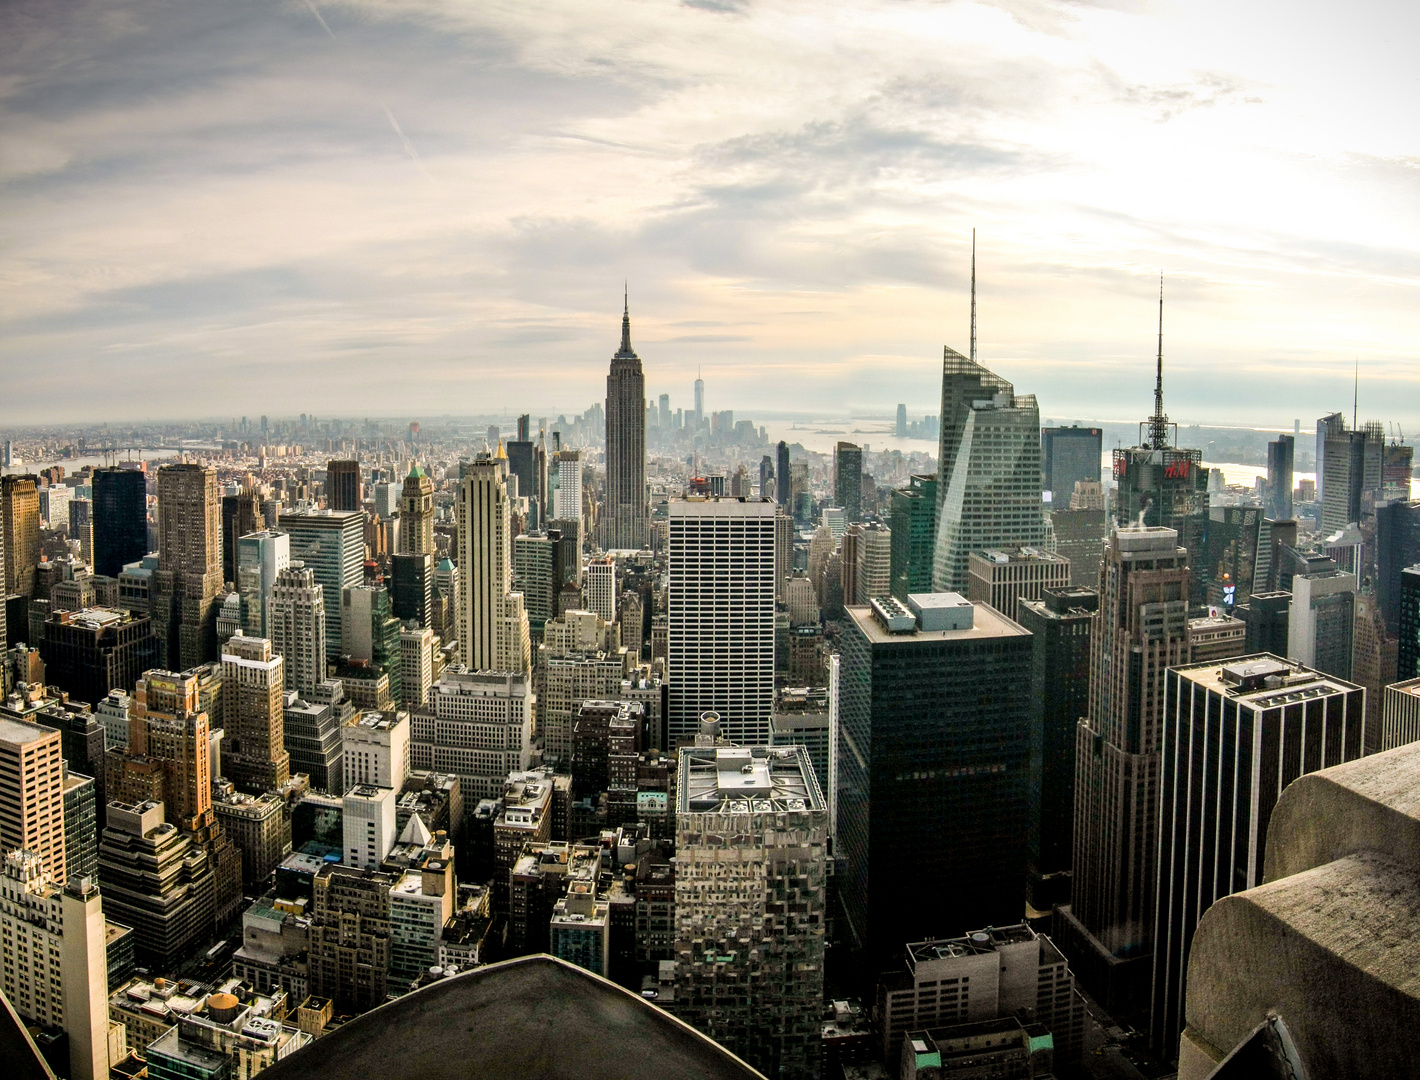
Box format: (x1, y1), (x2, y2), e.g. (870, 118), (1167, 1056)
(1353, 357), (1358, 430)
(1148, 272), (1170, 450)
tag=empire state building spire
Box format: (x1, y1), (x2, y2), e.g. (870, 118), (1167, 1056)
(604, 288), (648, 549)
(617, 284), (637, 359)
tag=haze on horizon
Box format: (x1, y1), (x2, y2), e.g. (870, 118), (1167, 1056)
(3, 0), (1418, 430)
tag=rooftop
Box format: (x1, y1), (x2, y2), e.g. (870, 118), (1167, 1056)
(678, 745), (825, 815)
(1174, 653), (1361, 703)
(847, 597), (1027, 646)
(0, 716), (56, 745)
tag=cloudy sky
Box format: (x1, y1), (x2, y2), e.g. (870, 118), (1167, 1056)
(3, 0), (1418, 429)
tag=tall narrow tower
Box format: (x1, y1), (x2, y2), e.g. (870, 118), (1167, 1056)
(268, 563), (327, 696)
(456, 457), (529, 673)
(151, 464), (223, 670)
(399, 462), (435, 555)
(603, 293), (649, 551)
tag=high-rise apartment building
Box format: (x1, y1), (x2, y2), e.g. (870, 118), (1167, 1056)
(1289, 568), (1357, 679)
(1151, 656), (1366, 1057)
(0, 851), (110, 1080)
(603, 298), (649, 551)
(889, 473), (937, 601)
(1041, 426), (1103, 508)
(409, 668), (532, 801)
(585, 555), (617, 622)
(456, 457), (530, 674)
(220, 634), (290, 793)
(1015, 586), (1097, 910)
(667, 498), (776, 747)
(92, 467), (149, 579)
(235, 529), (289, 638)
(0, 716), (67, 883)
(835, 442), (863, 523)
(398, 463), (434, 556)
(931, 351), (1045, 592)
(837, 594), (1033, 976)
(268, 563), (327, 695)
(280, 510), (364, 660)
(966, 547), (1070, 616)
(552, 449), (582, 526)
(674, 744), (828, 1080)
(325, 460), (361, 512)
(220, 488), (265, 587)
(2, 474), (41, 601)
(1059, 526), (1188, 1018)
(151, 464), (223, 671)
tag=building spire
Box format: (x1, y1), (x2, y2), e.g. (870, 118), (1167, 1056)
(616, 283), (636, 358)
(1148, 272), (1171, 450)
(969, 229), (977, 364)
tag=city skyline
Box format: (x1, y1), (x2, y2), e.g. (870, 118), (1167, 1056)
(3, 1), (1419, 426)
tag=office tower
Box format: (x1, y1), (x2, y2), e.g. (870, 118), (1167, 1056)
(387, 831), (457, 985)
(107, 669), (212, 831)
(1289, 568), (1356, 679)
(69, 497), (94, 563)
(1315, 411), (1343, 506)
(1015, 586), (1097, 910)
(895, 403), (908, 438)
(308, 864), (396, 1012)
(391, 551), (433, 629)
(2, 474), (40, 600)
(343, 783), (397, 869)
(850, 521), (891, 604)
(1376, 501), (1420, 632)
(39, 483), (71, 532)
(603, 297), (649, 551)
(280, 509), (364, 660)
(374, 481), (397, 521)
(931, 351), (1045, 593)
(837, 594), (1033, 975)
(1197, 505), (1261, 609)
(1320, 417), (1383, 535)
(1060, 526), (1188, 1018)
(585, 555), (617, 621)
(40, 607), (157, 707)
(1051, 506), (1107, 588)
(1351, 593), (1394, 754)
(1265, 434), (1294, 521)
(399, 625), (436, 709)
(536, 657), (625, 768)
(693, 374), (705, 427)
(1381, 678), (1420, 749)
(667, 498), (776, 747)
(757, 455), (773, 500)
(1401, 567), (1420, 681)
(966, 547), (1070, 616)
(658, 393), (671, 430)
(341, 585), (403, 705)
(92, 468), (148, 579)
(1186, 613), (1247, 664)
(151, 464), (223, 671)
(0, 852), (110, 1080)
(398, 463), (434, 556)
(268, 564), (327, 695)
(1108, 295), (1208, 599)
(97, 800), (214, 970)
(877, 924), (1087, 1068)
(888, 474), (938, 601)
(456, 458), (531, 674)
(1238, 589), (1290, 656)
(1041, 426), (1103, 508)
(432, 557), (459, 658)
(552, 449), (582, 525)
(326, 459), (361, 512)
(835, 442), (864, 523)
(410, 668), (532, 800)
(512, 534), (555, 637)
(1151, 656), (1365, 1057)
(213, 788), (290, 889)
(506, 441), (538, 521)
(0, 717), (66, 883)
(220, 488), (265, 586)
(61, 770), (98, 883)
(95, 689), (131, 750)
(776, 441), (791, 507)
(0, 501), (5, 657)
(282, 685), (346, 792)
(342, 709), (410, 792)
(772, 507), (792, 604)
(235, 529), (289, 638)
(673, 744), (828, 1079)
(220, 634), (290, 793)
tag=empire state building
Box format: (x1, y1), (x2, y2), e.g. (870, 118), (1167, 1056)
(602, 294), (648, 550)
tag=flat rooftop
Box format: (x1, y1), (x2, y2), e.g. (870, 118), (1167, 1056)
(678, 745), (825, 814)
(846, 600), (1028, 646)
(0, 716), (55, 745)
(1174, 654), (1361, 703)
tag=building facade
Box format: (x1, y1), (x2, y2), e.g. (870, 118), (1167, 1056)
(603, 300), (649, 551)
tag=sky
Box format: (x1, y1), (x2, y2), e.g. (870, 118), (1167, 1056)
(2, 0), (1419, 429)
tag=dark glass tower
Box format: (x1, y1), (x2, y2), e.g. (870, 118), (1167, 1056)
(837, 594), (1033, 982)
(1265, 434), (1294, 521)
(602, 295), (648, 551)
(1041, 426), (1103, 507)
(835, 442), (863, 522)
(390, 552), (433, 629)
(93, 467), (149, 578)
(221, 488), (264, 586)
(326, 459), (361, 512)
(1400, 566), (1420, 682)
(888, 474), (938, 600)
(776, 441), (791, 508)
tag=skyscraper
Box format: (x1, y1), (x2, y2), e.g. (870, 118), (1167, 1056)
(1151, 656), (1365, 1057)
(603, 296), (649, 551)
(268, 563), (327, 696)
(1264, 434), (1295, 521)
(220, 633), (290, 793)
(326, 459), (361, 512)
(835, 442), (863, 523)
(1315, 411), (1344, 507)
(456, 457), (530, 674)
(2, 474), (40, 601)
(1401, 566), (1420, 681)
(1059, 525), (1189, 1018)
(0, 717), (67, 884)
(667, 498), (776, 747)
(390, 551), (433, 630)
(930, 350), (1045, 592)
(221, 488), (265, 586)
(585, 555), (617, 622)
(398, 463), (434, 555)
(674, 744), (828, 1080)
(69, 497), (94, 564)
(889, 473), (938, 600)
(1041, 426), (1103, 508)
(236, 529), (290, 639)
(896, 403), (907, 438)
(694, 374), (705, 428)
(151, 464), (223, 671)
(837, 593), (1033, 977)
(92, 467), (148, 579)
(776, 441), (791, 508)
(1289, 567), (1357, 679)
(280, 509), (364, 660)
(1320, 418), (1384, 542)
